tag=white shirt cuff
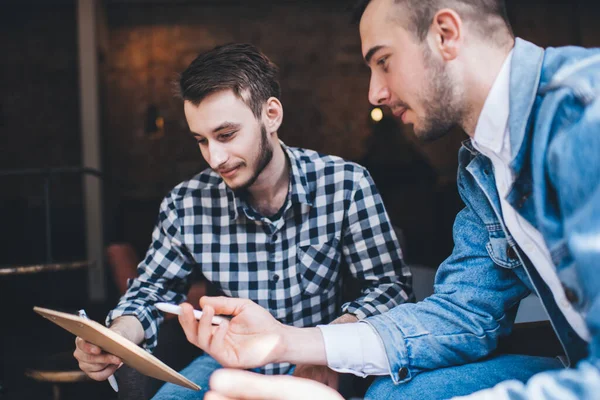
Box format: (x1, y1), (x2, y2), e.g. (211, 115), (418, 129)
(317, 321), (390, 376)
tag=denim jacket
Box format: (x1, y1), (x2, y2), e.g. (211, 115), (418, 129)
(365, 38), (600, 398)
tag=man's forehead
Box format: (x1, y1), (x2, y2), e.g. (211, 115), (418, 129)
(185, 90), (247, 113)
(359, 0), (394, 56)
(184, 95), (249, 134)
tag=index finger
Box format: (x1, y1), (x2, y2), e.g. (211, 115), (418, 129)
(199, 296), (252, 316)
(205, 393), (234, 400)
(210, 369), (282, 400)
(209, 369), (344, 400)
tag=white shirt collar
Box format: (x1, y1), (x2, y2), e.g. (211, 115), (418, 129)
(472, 50), (513, 155)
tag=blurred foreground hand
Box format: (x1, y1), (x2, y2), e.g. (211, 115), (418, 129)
(205, 369), (344, 400)
(293, 365), (339, 390)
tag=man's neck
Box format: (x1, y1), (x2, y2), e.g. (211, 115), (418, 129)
(461, 40), (514, 137)
(246, 141), (290, 217)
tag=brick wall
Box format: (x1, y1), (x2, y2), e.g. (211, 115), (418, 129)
(102, 2), (376, 201)
(2, 0), (599, 266)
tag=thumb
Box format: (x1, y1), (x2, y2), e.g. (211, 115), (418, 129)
(200, 296), (252, 317)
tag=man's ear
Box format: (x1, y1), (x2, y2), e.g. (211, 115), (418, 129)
(428, 8), (463, 62)
(263, 97), (283, 134)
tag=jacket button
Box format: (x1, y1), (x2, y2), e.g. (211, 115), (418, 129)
(506, 245), (518, 260)
(562, 284), (579, 304)
(517, 193), (530, 209)
(398, 367), (408, 380)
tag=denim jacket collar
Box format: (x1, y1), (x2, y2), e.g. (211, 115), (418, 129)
(508, 38), (545, 177)
(461, 39), (544, 164)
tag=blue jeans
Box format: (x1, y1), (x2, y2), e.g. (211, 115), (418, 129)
(151, 353), (221, 400)
(151, 354), (295, 400)
(365, 354), (563, 400)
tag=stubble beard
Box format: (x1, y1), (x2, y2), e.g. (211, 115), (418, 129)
(413, 46), (465, 142)
(230, 123), (273, 193)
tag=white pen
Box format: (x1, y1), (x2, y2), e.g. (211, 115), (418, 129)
(78, 309), (119, 393)
(155, 302), (230, 325)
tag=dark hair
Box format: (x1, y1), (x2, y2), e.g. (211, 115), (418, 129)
(179, 43), (281, 119)
(353, 0), (513, 42)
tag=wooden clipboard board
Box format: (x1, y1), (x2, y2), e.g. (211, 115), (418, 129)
(33, 306), (200, 391)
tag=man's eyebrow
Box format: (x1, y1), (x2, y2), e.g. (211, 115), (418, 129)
(211, 122), (240, 133)
(190, 122), (241, 137)
(365, 45), (385, 64)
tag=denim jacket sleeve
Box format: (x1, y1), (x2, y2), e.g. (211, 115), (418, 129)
(451, 56), (600, 400)
(364, 203), (530, 384)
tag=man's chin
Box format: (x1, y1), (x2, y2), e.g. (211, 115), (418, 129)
(223, 176), (252, 193)
(413, 125), (453, 143)
(223, 179), (243, 191)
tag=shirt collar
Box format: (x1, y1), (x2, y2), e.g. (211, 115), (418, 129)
(228, 141), (313, 222)
(472, 50), (513, 155)
(283, 142), (314, 208)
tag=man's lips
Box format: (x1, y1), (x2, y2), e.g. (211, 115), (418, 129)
(392, 107), (407, 118)
(219, 166), (240, 178)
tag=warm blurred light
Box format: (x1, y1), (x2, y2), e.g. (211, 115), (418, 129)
(145, 104), (159, 134)
(155, 116), (164, 130)
(145, 104), (165, 140)
(370, 107), (383, 122)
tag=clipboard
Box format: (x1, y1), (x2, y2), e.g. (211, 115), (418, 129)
(33, 306), (200, 391)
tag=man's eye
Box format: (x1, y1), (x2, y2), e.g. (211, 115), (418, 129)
(219, 132), (235, 141)
(377, 57), (388, 68)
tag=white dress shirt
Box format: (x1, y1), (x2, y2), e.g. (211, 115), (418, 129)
(317, 50), (589, 377)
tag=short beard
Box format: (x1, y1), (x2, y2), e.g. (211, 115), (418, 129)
(232, 124), (273, 193)
(414, 46), (464, 142)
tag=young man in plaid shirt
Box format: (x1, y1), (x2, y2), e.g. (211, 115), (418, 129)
(74, 43), (413, 398)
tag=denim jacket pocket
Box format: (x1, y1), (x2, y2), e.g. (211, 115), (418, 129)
(297, 237), (341, 295)
(486, 236), (522, 269)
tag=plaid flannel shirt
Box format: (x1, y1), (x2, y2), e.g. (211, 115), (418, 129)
(107, 143), (413, 375)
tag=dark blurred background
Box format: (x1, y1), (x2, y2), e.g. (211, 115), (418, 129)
(0, 0), (599, 399)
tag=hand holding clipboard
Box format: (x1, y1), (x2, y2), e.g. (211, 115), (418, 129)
(33, 306), (200, 391)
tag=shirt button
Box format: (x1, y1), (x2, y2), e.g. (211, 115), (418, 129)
(273, 234), (278, 241)
(517, 194), (529, 209)
(398, 367), (408, 380)
(272, 274), (280, 283)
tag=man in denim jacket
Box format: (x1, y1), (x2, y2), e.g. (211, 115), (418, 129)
(173, 1), (600, 399)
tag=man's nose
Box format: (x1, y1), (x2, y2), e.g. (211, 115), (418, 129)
(368, 74), (390, 106)
(207, 142), (229, 169)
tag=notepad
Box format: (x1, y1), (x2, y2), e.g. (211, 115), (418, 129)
(33, 306), (200, 391)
